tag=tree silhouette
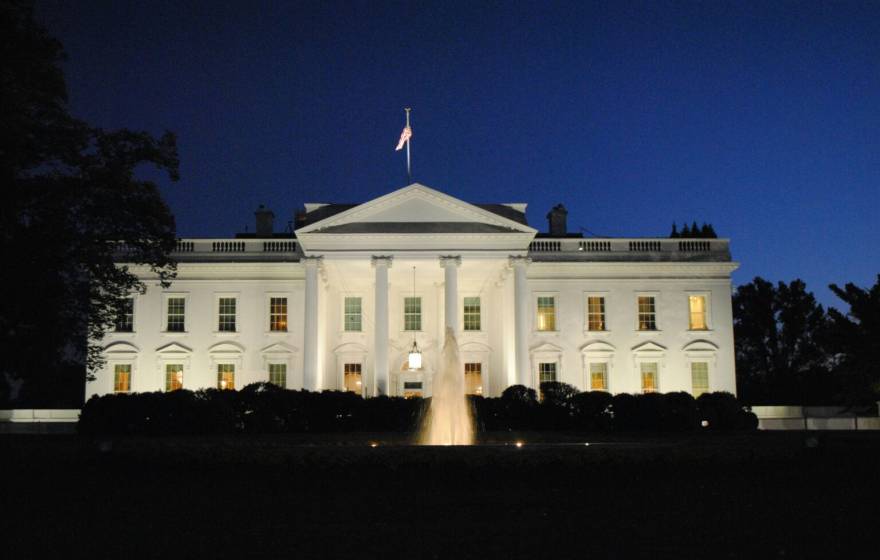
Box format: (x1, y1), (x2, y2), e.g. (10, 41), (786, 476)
(1, 2), (179, 405)
(826, 275), (880, 404)
(732, 278), (829, 404)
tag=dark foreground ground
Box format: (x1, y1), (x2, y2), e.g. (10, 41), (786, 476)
(2, 431), (878, 559)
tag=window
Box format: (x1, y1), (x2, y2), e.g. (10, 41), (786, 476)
(537, 296), (556, 331)
(344, 297), (362, 332)
(539, 362), (557, 384)
(166, 297), (186, 332)
(113, 364), (131, 393)
(165, 364), (183, 391)
(589, 362), (608, 391)
(403, 381), (423, 398)
(344, 363), (362, 393)
(637, 296), (656, 331)
(641, 362), (658, 393)
(587, 296), (605, 331)
(404, 297), (421, 331)
(464, 363), (483, 395)
(691, 362), (709, 397)
(269, 363), (287, 388)
(217, 364), (235, 390)
(689, 295), (708, 330)
(218, 297), (237, 332)
(463, 297), (481, 331)
(115, 298), (134, 332)
(270, 297), (287, 331)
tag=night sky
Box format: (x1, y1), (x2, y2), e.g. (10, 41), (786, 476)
(36, 1), (879, 307)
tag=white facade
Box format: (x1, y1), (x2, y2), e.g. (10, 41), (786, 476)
(88, 184), (739, 399)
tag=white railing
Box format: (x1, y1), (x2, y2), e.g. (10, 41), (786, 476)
(529, 238), (729, 256)
(166, 239), (298, 255)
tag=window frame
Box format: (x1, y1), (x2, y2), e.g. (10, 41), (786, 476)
(112, 362), (133, 393)
(162, 293), (189, 334)
(534, 292), (559, 333)
(588, 361), (609, 392)
(268, 362), (288, 388)
(584, 292), (608, 333)
(164, 363), (185, 392)
(403, 295), (422, 332)
(216, 363), (236, 390)
(635, 292), (660, 332)
(686, 291), (712, 331)
(462, 295), (482, 332)
(215, 293), (239, 333)
(464, 362), (483, 395)
(265, 293), (291, 334)
(640, 361), (660, 394)
(343, 295), (363, 333)
(343, 362), (364, 395)
(114, 296), (136, 333)
(690, 361), (710, 397)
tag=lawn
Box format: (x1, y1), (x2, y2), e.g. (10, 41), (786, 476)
(2, 431), (877, 558)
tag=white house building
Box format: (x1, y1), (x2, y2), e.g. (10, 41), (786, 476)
(88, 183), (739, 400)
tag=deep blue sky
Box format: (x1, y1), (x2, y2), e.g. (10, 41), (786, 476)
(37, 1), (879, 307)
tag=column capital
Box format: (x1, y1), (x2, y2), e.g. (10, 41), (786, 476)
(302, 255), (323, 267)
(371, 255), (393, 268)
(508, 255), (531, 268)
(438, 255), (461, 268)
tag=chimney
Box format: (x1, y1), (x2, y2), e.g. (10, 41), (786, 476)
(255, 204), (275, 236)
(547, 204), (568, 236)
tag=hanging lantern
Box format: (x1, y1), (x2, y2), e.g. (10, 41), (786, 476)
(408, 339), (422, 370)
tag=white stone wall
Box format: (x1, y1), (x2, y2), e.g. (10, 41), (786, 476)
(88, 259), (737, 399)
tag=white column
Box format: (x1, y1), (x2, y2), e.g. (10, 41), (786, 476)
(510, 256), (532, 388)
(439, 256), (461, 334)
(302, 256), (322, 391)
(372, 256), (392, 396)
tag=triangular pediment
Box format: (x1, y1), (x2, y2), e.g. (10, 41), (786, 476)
(296, 183), (536, 235)
(155, 342), (191, 355)
(632, 341), (667, 354)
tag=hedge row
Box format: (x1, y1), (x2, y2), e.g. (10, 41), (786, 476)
(78, 382), (757, 435)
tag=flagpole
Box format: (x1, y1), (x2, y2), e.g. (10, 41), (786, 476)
(405, 107), (412, 182)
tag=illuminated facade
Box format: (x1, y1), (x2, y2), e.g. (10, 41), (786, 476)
(89, 183), (738, 399)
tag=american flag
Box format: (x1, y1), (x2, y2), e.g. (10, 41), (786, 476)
(395, 125), (412, 151)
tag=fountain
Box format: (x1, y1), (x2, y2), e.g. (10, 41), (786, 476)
(419, 327), (475, 445)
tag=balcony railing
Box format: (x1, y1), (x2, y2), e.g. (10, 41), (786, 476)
(528, 238), (730, 261)
(116, 238), (299, 261)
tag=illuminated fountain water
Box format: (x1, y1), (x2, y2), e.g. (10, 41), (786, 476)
(419, 327), (475, 445)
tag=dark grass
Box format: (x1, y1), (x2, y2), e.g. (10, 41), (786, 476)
(2, 431), (878, 559)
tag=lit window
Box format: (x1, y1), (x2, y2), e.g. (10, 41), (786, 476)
(537, 296), (556, 331)
(270, 297), (287, 331)
(114, 364), (131, 393)
(166, 297), (185, 332)
(464, 362), (483, 395)
(689, 295), (708, 330)
(165, 364), (183, 391)
(404, 297), (421, 331)
(539, 362), (557, 384)
(637, 296), (656, 331)
(691, 362), (709, 397)
(269, 363), (287, 388)
(344, 363), (362, 393)
(589, 362), (608, 391)
(587, 296), (605, 331)
(463, 297), (481, 331)
(641, 362), (658, 393)
(344, 297), (362, 332)
(403, 381), (423, 398)
(115, 298), (134, 332)
(217, 364), (235, 390)
(218, 297), (236, 332)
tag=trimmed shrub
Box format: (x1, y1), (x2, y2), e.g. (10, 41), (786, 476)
(571, 391), (613, 431)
